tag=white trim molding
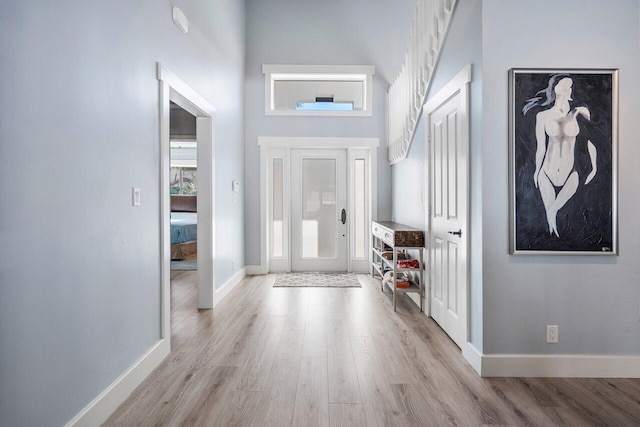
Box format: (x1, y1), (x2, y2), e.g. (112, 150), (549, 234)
(214, 267), (247, 307)
(262, 64), (375, 117)
(246, 265), (266, 275)
(463, 343), (483, 376)
(463, 349), (640, 378)
(65, 340), (170, 427)
(158, 63), (217, 311)
(423, 64), (472, 113)
(259, 137), (379, 149)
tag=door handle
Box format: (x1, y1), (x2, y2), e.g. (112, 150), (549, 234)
(448, 229), (462, 237)
(340, 208), (346, 225)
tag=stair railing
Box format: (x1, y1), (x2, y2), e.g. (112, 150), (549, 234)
(388, 0), (457, 164)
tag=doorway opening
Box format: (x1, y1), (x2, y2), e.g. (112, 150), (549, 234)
(158, 64), (216, 345)
(259, 137), (378, 274)
(169, 102), (198, 272)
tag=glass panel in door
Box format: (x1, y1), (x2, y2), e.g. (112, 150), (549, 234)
(301, 158), (337, 258)
(291, 149), (347, 272)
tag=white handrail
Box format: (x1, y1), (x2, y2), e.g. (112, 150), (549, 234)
(388, 0), (456, 164)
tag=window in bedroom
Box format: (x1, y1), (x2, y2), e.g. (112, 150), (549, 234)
(262, 64), (375, 116)
(170, 140), (197, 195)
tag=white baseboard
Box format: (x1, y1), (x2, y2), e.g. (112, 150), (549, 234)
(66, 268), (247, 426)
(214, 267), (247, 306)
(65, 339), (170, 427)
(405, 292), (421, 308)
(246, 264), (267, 275)
(66, 268), (246, 426)
(463, 343), (483, 375)
(480, 353), (640, 378)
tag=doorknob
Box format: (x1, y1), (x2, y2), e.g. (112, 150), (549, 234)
(448, 229), (462, 237)
(340, 209), (346, 224)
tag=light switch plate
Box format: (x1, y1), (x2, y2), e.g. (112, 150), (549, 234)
(132, 187), (141, 206)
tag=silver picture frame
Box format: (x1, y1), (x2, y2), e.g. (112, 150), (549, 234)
(509, 68), (618, 255)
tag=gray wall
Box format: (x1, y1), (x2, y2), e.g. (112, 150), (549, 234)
(244, 0), (416, 266)
(482, 0), (640, 354)
(391, 0), (484, 350)
(0, 0), (245, 425)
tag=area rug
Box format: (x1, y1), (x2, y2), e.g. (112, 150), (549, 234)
(171, 259), (197, 271)
(273, 272), (361, 288)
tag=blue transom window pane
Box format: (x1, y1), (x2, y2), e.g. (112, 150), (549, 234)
(295, 102), (354, 111)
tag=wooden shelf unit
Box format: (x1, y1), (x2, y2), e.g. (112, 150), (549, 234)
(371, 221), (425, 312)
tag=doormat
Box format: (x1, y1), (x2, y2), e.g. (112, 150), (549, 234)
(273, 272), (361, 288)
(171, 259), (197, 271)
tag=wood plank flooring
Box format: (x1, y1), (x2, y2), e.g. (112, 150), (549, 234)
(105, 272), (640, 426)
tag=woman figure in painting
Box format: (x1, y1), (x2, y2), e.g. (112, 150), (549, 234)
(523, 75), (597, 237)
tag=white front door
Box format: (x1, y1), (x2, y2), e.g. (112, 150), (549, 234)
(291, 149), (348, 272)
(427, 79), (469, 349)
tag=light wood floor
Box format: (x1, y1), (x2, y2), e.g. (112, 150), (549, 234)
(105, 272), (640, 426)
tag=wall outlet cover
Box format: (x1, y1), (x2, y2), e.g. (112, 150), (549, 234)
(546, 324), (559, 344)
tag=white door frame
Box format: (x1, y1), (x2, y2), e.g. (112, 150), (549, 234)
(255, 137), (378, 274)
(424, 65), (471, 344)
(158, 63), (216, 329)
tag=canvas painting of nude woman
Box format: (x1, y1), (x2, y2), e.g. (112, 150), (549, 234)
(509, 69), (618, 254)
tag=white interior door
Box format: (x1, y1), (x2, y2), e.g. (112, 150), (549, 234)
(291, 149), (348, 272)
(428, 81), (469, 349)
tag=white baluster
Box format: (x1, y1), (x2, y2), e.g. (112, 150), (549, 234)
(387, 0), (456, 164)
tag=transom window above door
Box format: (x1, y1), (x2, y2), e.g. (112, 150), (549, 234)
(262, 64), (375, 116)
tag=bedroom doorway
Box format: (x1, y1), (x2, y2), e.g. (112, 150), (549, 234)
(159, 64), (217, 342)
(169, 103), (198, 272)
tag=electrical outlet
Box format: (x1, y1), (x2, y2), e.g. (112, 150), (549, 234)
(232, 260), (235, 271)
(546, 325), (558, 344)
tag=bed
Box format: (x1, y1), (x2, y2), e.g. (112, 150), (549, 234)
(170, 195), (197, 260)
